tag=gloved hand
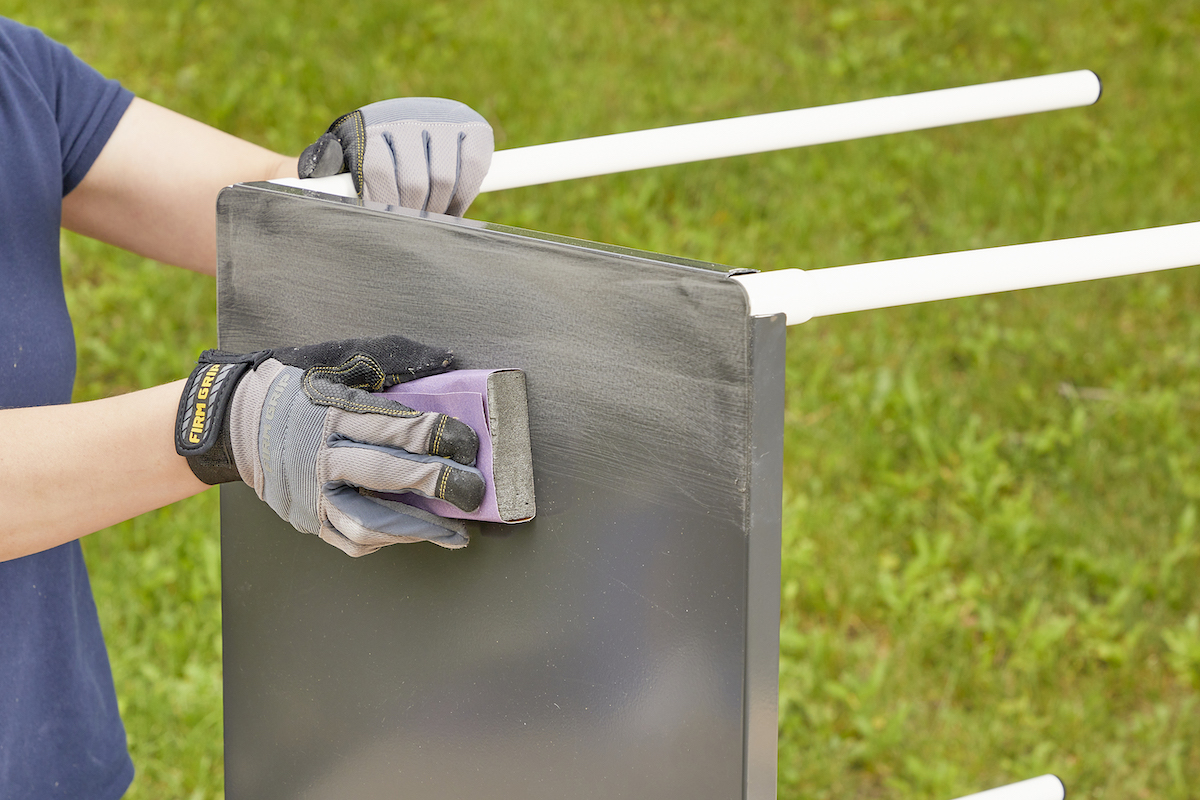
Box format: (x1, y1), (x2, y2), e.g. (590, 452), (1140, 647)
(297, 98), (493, 216)
(175, 336), (485, 557)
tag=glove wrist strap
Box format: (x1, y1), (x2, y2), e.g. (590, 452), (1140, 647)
(175, 349), (270, 485)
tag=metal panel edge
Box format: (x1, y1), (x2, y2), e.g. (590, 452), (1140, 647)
(744, 314), (785, 800)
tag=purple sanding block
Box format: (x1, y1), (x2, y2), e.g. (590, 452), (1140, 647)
(379, 369), (535, 524)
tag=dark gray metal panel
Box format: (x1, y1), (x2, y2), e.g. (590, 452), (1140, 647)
(217, 184), (781, 800)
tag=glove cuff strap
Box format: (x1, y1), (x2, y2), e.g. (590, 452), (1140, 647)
(176, 350), (270, 485)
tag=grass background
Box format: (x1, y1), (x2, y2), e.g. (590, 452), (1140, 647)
(6, 0), (1199, 797)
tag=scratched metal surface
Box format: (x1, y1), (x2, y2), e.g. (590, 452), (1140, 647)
(217, 183), (782, 800)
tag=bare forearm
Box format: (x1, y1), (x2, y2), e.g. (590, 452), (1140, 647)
(0, 381), (208, 561)
(61, 98), (297, 275)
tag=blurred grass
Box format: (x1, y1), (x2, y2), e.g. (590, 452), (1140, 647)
(8, 0), (1199, 797)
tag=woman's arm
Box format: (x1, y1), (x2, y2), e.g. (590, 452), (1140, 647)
(0, 381), (206, 561)
(5, 98), (295, 561)
(61, 97), (297, 275)
(19, 95), (494, 561)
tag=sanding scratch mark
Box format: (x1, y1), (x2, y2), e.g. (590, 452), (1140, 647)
(608, 575), (679, 621)
(552, 532), (680, 621)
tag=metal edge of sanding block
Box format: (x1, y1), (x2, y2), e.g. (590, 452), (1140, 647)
(486, 369), (535, 523)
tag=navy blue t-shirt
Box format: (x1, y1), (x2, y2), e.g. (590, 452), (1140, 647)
(0, 17), (136, 799)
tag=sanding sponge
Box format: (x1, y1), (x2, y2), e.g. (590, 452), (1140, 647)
(380, 369), (535, 524)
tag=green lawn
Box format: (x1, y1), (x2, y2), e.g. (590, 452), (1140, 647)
(10, 1), (1200, 797)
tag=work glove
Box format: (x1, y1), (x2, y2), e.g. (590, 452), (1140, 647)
(175, 336), (485, 557)
(297, 98), (493, 215)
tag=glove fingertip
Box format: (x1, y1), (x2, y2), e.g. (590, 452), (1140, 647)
(298, 133), (347, 179)
(438, 465), (486, 512)
(428, 414), (479, 466)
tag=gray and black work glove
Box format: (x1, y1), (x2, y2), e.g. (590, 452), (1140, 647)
(297, 98), (493, 215)
(175, 336), (485, 557)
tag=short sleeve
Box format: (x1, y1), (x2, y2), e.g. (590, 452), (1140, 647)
(0, 17), (134, 195)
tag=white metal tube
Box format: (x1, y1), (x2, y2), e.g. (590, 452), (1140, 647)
(733, 221), (1200, 325)
(480, 70), (1100, 192)
(948, 774), (1065, 800)
(276, 70), (1101, 198)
